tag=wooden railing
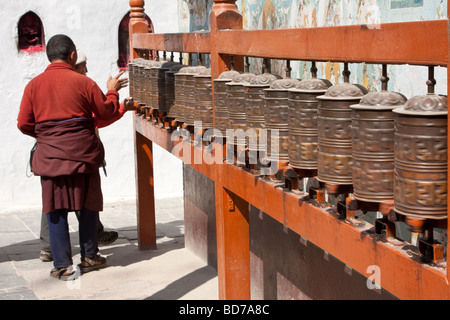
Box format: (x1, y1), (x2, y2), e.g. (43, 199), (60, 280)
(129, 0), (450, 300)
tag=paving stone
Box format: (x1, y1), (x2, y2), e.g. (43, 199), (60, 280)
(0, 197), (218, 300)
(0, 288), (38, 300)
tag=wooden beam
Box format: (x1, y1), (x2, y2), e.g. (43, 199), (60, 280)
(132, 32), (211, 53)
(216, 20), (449, 66)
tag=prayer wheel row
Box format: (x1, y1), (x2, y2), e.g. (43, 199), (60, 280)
(131, 58), (448, 227)
(129, 58), (186, 117)
(215, 66), (447, 227)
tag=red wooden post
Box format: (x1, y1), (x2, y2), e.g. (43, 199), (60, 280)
(215, 184), (251, 300)
(130, 0), (156, 250)
(129, 0), (149, 60)
(209, 0), (244, 78)
(133, 128), (157, 250)
(210, 0), (250, 300)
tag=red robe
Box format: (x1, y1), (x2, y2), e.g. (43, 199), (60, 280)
(17, 62), (123, 213)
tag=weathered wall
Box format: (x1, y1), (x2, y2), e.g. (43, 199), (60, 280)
(176, 0), (447, 97)
(237, 0), (447, 96)
(183, 165), (217, 269)
(1, 0), (183, 213)
(249, 205), (397, 300)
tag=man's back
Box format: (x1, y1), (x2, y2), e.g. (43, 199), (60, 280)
(18, 62), (120, 137)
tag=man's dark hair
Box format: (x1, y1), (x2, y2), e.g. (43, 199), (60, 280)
(46, 34), (76, 62)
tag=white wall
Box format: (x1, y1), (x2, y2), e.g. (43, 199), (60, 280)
(0, 0), (183, 213)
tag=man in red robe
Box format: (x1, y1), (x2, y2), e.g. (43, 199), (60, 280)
(38, 49), (133, 263)
(17, 34), (130, 280)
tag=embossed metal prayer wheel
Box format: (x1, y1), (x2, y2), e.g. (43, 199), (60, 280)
(193, 68), (213, 129)
(139, 61), (153, 107)
(174, 66), (205, 123)
(174, 67), (188, 122)
(393, 73), (448, 225)
(245, 73), (278, 152)
(129, 58), (144, 101)
(148, 61), (173, 112)
(130, 58), (147, 105)
(264, 78), (300, 163)
(213, 70), (240, 138)
(143, 61), (159, 107)
(226, 72), (256, 146)
(316, 66), (368, 185)
(165, 64), (186, 119)
(178, 66), (207, 126)
(288, 65), (332, 169)
(350, 71), (407, 203)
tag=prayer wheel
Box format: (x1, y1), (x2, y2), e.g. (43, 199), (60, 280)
(174, 67), (188, 123)
(316, 68), (368, 185)
(129, 58), (145, 101)
(245, 73), (278, 152)
(226, 72), (256, 146)
(141, 64), (150, 106)
(174, 66), (205, 123)
(130, 58), (147, 105)
(213, 70), (240, 138)
(140, 60), (161, 107)
(288, 71), (331, 169)
(193, 68), (213, 129)
(148, 61), (174, 112)
(350, 75), (407, 203)
(264, 78), (300, 163)
(165, 64), (186, 119)
(177, 66), (207, 126)
(393, 84), (447, 225)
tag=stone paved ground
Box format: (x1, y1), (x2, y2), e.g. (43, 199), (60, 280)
(0, 197), (218, 300)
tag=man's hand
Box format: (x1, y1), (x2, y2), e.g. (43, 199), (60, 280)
(107, 71), (129, 92)
(122, 97), (136, 111)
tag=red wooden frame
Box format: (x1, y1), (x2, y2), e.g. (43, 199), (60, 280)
(129, 0), (450, 300)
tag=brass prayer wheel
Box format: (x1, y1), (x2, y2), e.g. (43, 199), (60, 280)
(148, 61), (175, 112)
(181, 66), (207, 126)
(316, 68), (368, 185)
(135, 59), (159, 107)
(193, 68), (213, 129)
(264, 78), (300, 163)
(350, 78), (407, 203)
(288, 73), (331, 169)
(174, 67), (187, 122)
(213, 70), (240, 138)
(130, 58), (147, 105)
(129, 58), (144, 102)
(245, 73), (278, 152)
(226, 72), (256, 146)
(165, 64), (186, 119)
(393, 89), (447, 222)
(174, 66), (206, 123)
(144, 60), (163, 108)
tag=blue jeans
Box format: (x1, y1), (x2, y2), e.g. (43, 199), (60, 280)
(47, 208), (99, 268)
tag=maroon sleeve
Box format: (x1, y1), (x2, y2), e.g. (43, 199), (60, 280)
(88, 83), (122, 121)
(95, 103), (127, 128)
(17, 84), (37, 137)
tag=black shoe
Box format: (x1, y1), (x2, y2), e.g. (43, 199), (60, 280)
(98, 231), (119, 246)
(79, 254), (107, 273)
(40, 250), (53, 262)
